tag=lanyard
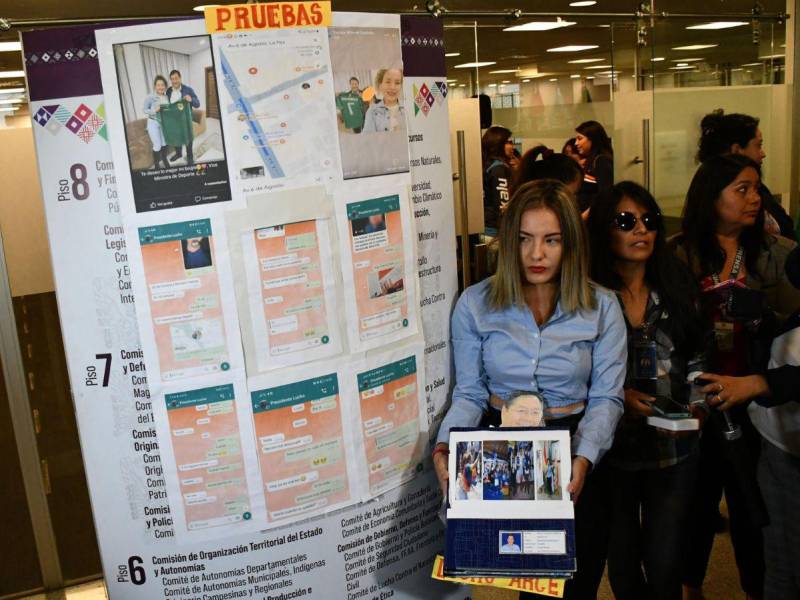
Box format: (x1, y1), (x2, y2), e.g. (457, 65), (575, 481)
(711, 246), (745, 315)
(711, 245), (744, 285)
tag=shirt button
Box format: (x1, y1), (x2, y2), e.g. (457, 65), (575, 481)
(531, 359), (537, 365)
(533, 332), (539, 339)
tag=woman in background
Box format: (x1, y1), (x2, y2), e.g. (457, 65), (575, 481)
(143, 75), (171, 170)
(697, 110), (795, 240)
(575, 120), (614, 212)
(587, 182), (707, 600)
(432, 180), (627, 598)
(513, 145), (584, 197)
(481, 125), (514, 234)
(671, 154), (800, 600)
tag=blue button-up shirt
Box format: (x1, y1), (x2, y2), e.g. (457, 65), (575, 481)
(436, 277), (627, 465)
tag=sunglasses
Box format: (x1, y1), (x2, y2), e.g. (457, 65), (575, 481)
(613, 211), (661, 232)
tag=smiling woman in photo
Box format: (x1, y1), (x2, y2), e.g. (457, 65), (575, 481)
(362, 67), (405, 133)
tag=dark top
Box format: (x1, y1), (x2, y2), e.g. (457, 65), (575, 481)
(606, 291), (705, 471)
(577, 154), (613, 212)
(760, 182), (796, 241)
(483, 159), (512, 231)
(167, 84), (201, 109)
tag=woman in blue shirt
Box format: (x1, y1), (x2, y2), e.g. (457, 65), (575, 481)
(433, 179), (626, 598)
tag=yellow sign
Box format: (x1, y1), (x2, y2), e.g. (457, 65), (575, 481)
(430, 555), (566, 598)
(205, 2), (332, 33)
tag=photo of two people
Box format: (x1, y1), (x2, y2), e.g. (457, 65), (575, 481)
(329, 26), (410, 179)
(112, 34), (231, 211)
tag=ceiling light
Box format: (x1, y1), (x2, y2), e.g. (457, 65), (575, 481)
(0, 87), (24, 94)
(454, 61), (496, 68)
(670, 65), (696, 70)
(0, 71), (25, 79)
(731, 68), (744, 72)
(597, 70), (621, 75)
(651, 57), (665, 62)
(549, 78), (558, 81)
(568, 58), (605, 64)
(671, 57), (703, 62)
(570, 74), (581, 78)
(488, 83), (497, 88)
(758, 54), (785, 59)
(502, 80), (510, 83)
(458, 84), (466, 87)
(686, 21), (748, 30)
(569, 0), (597, 5)
(676, 63), (688, 67)
(0, 98), (23, 105)
(742, 62), (762, 66)
(489, 69), (519, 74)
(672, 44), (718, 50)
(586, 76), (595, 79)
(584, 64), (612, 69)
(0, 42), (22, 52)
(504, 19), (576, 32)
(0, 106), (18, 112)
(522, 79), (531, 82)
(193, 4), (220, 11)
(445, 52), (460, 57)
(547, 45), (599, 52)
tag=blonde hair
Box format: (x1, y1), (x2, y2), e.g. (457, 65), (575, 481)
(375, 67), (403, 88)
(488, 179), (595, 312)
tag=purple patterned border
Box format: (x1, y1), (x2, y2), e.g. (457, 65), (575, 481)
(400, 16), (446, 78)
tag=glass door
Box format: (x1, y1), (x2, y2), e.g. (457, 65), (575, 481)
(650, 11), (789, 219)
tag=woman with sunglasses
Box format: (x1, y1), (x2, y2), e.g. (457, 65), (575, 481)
(433, 180), (627, 599)
(574, 120), (614, 212)
(670, 154), (800, 600)
(587, 182), (708, 600)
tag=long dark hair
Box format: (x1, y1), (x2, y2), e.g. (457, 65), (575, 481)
(513, 145), (583, 193)
(681, 154), (766, 279)
(697, 109), (759, 163)
(588, 181), (703, 354)
(481, 125), (511, 169)
(576, 120), (613, 161)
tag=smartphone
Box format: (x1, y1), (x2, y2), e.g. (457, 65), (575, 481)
(648, 395), (692, 419)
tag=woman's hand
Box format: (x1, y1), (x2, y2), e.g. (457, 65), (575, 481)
(432, 444), (449, 499)
(699, 373), (770, 411)
(153, 104), (161, 112)
(567, 456), (591, 503)
(623, 388), (656, 417)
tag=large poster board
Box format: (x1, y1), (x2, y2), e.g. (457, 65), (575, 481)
(23, 11), (459, 599)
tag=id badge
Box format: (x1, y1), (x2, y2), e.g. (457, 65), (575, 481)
(633, 339), (657, 377)
(714, 321), (735, 352)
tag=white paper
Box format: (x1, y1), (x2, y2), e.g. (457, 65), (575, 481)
(211, 27), (342, 198)
(247, 362), (361, 526)
(152, 376), (266, 538)
(124, 205), (245, 386)
(447, 429), (575, 520)
(335, 174), (419, 352)
(226, 187), (344, 372)
(348, 341), (427, 498)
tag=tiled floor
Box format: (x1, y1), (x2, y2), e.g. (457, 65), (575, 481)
(20, 580), (106, 600)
